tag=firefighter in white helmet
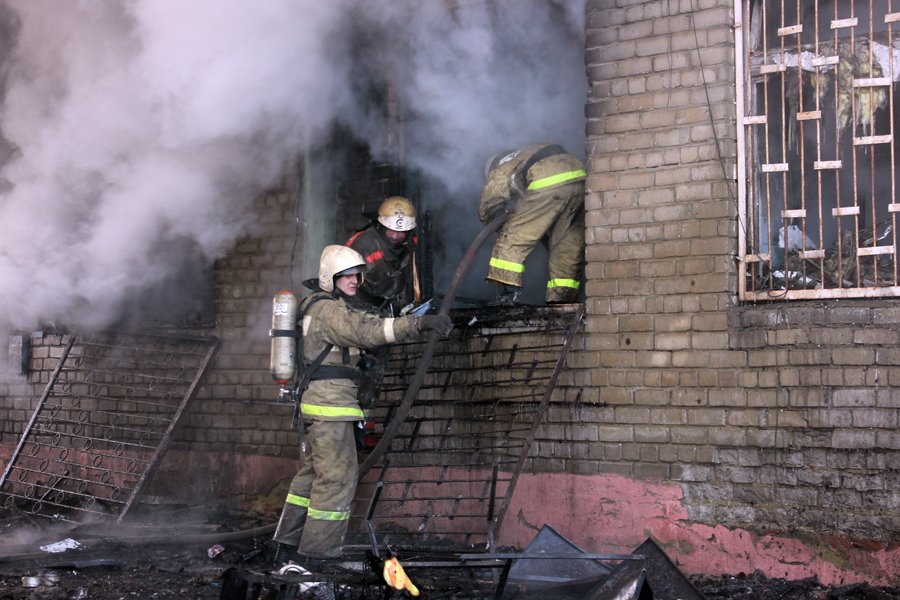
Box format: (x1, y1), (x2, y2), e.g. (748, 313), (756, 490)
(480, 143), (586, 304)
(346, 196), (420, 316)
(272, 245), (452, 569)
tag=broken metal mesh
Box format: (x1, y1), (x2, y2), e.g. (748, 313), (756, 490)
(353, 306), (583, 551)
(0, 332), (219, 524)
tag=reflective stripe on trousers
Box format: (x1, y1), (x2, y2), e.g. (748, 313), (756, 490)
(489, 257), (525, 274)
(286, 487), (350, 521)
(308, 507), (350, 521)
(273, 420), (358, 556)
(547, 278), (580, 290)
(485, 179), (585, 299)
(286, 493), (310, 507)
(487, 256), (526, 287)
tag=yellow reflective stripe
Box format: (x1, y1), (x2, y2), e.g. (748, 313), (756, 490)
(286, 493), (310, 507)
(527, 169), (586, 190)
(301, 404), (365, 419)
(489, 257), (525, 274)
(547, 278), (580, 290)
(307, 507), (350, 521)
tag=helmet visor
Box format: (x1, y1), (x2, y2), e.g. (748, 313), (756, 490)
(335, 265), (365, 278)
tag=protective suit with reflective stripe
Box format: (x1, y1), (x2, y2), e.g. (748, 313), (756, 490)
(298, 290), (418, 419)
(274, 280), (423, 559)
(480, 143), (586, 303)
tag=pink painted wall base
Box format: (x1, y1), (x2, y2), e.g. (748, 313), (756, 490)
(499, 472), (899, 587)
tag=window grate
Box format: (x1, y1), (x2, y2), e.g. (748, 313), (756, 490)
(737, 0), (900, 300)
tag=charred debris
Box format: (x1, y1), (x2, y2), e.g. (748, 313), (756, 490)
(0, 301), (708, 599)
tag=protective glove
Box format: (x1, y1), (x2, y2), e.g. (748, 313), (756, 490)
(416, 314), (453, 337)
(483, 200), (511, 223)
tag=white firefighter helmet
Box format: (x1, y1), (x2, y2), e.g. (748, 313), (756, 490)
(377, 196), (417, 232)
(484, 149), (517, 180)
(318, 245), (366, 293)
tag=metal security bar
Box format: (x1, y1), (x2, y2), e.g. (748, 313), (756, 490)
(353, 305), (584, 552)
(0, 332), (220, 523)
(737, 0), (900, 300)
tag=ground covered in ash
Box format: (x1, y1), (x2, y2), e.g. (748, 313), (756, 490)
(692, 572), (900, 600)
(3, 549), (899, 599)
(0, 516), (897, 600)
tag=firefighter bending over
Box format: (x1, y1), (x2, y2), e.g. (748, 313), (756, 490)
(272, 245), (452, 570)
(480, 143), (586, 304)
(346, 196), (420, 316)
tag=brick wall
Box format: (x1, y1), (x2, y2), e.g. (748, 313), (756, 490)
(581, 0), (898, 571)
(0, 183), (305, 510)
(0, 148), (423, 512)
(2, 0), (898, 584)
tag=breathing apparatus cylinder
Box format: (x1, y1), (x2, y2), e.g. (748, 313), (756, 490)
(269, 290), (299, 385)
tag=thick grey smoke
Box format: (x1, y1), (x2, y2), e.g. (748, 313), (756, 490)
(0, 0), (586, 334)
(374, 1), (587, 191)
(374, 1), (588, 299)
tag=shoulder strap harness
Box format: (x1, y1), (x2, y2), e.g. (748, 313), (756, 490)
(510, 143), (566, 197)
(298, 295), (359, 385)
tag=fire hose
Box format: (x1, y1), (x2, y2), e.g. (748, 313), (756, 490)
(357, 211), (508, 480)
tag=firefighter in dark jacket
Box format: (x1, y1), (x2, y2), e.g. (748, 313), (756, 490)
(480, 143), (586, 303)
(273, 245), (452, 568)
(346, 196), (419, 316)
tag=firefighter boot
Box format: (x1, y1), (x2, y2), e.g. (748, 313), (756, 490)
(273, 542), (296, 569)
(495, 285), (521, 306)
(297, 554), (326, 572)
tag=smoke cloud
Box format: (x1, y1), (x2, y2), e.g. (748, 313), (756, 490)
(0, 0), (586, 334)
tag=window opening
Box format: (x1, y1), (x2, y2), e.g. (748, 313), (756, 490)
(737, 0), (900, 300)
(335, 138), (435, 306)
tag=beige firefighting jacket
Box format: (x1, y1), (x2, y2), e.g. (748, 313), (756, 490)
(299, 291), (419, 421)
(479, 143), (586, 224)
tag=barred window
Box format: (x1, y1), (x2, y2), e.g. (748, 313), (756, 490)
(737, 0), (900, 300)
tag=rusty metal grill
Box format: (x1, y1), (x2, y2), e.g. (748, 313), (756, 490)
(737, 0), (900, 300)
(0, 331), (219, 523)
(353, 305), (584, 552)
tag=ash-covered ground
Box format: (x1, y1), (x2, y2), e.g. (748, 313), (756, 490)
(1, 513), (898, 600)
(3, 544), (898, 599)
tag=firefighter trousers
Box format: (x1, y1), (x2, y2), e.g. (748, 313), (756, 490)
(486, 180), (585, 302)
(273, 420), (358, 558)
